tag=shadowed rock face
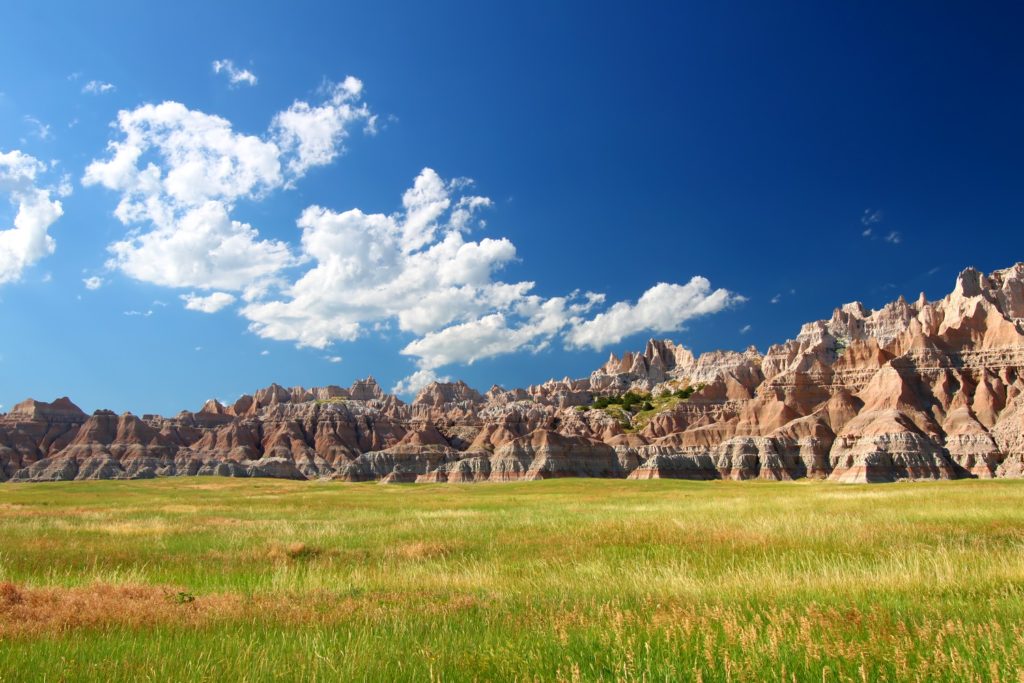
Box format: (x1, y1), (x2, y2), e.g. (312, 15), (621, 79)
(7, 263), (1024, 484)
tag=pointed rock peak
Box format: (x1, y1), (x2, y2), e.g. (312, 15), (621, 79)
(672, 343), (696, 366)
(49, 397), (86, 415)
(954, 267), (985, 298)
(7, 398), (38, 417)
(252, 383), (292, 409)
(349, 376), (385, 401)
(856, 364), (929, 415)
(289, 386), (314, 403)
(380, 393), (406, 408)
(232, 394), (254, 414)
(644, 338), (675, 363)
(414, 380), (484, 406)
(199, 398), (226, 415)
(839, 301), (868, 317)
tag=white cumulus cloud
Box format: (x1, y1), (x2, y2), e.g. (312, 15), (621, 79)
(400, 293), (602, 370)
(271, 76), (371, 179)
(82, 81), (742, 387)
(108, 201), (293, 291)
(392, 368), (450, 396)
(83, 79), (372, 295)
(238, 167), (739, 391)
(241, 168), (516, 349)
(0, 150), (64, 285)
(565, 278), (744, 350)
(181, 291), (236, 313)
(83, 276), (104, 290)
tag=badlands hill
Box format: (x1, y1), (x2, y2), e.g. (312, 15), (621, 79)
(4, 263), (1024, 484)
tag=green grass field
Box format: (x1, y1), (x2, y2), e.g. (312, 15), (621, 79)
(1, 478), (1023, 681)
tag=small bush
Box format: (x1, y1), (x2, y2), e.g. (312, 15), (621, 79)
(172, 591), (195, 605)
(673, 384), (704, 400)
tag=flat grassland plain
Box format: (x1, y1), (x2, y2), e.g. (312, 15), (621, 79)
(1, 479), (1023, 681)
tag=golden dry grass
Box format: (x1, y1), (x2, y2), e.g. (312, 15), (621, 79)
(0, 477), (1022, 681)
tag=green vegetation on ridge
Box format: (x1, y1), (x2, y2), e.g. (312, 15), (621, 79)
(578, 384), (704, 431)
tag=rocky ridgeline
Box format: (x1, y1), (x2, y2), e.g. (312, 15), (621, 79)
(4, 263), (1024, 484)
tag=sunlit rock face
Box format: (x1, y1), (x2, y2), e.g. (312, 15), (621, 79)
(6, 263), (1024, 484)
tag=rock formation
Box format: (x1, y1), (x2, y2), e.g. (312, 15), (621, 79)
(6, 263), (1024, 484)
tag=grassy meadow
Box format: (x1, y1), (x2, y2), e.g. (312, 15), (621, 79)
(1, 478), (1023, 681)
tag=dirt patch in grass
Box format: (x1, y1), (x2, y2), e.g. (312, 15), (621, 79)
(0, 582), (371, 639)
(0, 582), (248, 639)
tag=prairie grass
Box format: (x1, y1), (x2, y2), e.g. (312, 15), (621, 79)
(0, 478), (1023, 681)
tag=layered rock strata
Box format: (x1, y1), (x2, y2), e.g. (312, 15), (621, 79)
(5, 263), (1024, 484)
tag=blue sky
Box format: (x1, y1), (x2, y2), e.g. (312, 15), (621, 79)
(1, 1), (1022, 415)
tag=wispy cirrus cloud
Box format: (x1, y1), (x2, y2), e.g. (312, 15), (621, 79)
(82, 80), (116, 95)
(860, 208), (901, 245)
(860, 208), (882, 236)
(212, 59), (258, 87)
(22, 116), (51, 141)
